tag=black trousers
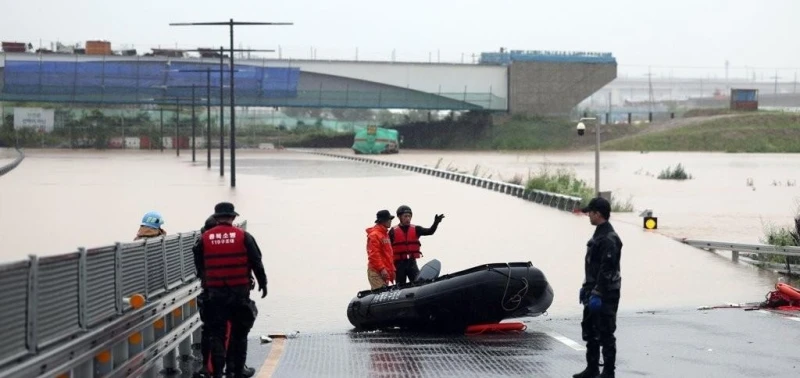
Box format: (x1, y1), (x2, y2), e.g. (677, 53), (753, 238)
(580, 296), (619, 372)
(202, 287), (258, 377)
(394, 258), (420, 285)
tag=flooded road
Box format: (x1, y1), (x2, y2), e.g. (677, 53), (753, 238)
(0, 149), (782, 335)
(320, 149), (800, 244)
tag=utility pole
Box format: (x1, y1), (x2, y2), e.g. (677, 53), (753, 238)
(770, 70), (780, 95)
(644, 67), (655, 114)
(170, 18), (293, 188)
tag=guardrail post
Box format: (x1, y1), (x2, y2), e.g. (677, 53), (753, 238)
(112, 338), (129, 371)
(143, 239), (150, 298)
(26, 254), (39, 353)
(72, 360), (91, 378)
(179, 233), (185, 283)
(114, 242), (123, 315)
(78, 247), (88, 330)
(93, 350), (112, 376)
(177, 303), (194, 373)
(731, 250), (739, 262)
(162, 236), (169, 292)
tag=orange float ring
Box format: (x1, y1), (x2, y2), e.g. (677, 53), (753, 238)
(776, 283), (800, 301)
(465, 322), (527, 335)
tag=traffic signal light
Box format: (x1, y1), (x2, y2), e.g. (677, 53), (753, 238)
(643, 216), (658, 230)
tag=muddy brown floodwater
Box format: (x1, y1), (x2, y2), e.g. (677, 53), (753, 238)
(0, 149), (782, 334)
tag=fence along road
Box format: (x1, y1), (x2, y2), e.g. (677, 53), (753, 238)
(0, 221), (247, 378)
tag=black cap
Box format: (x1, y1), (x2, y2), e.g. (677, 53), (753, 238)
(581, 197), (611, 218)
(213, 202), (240, 217)
(375, 209), (395, 223)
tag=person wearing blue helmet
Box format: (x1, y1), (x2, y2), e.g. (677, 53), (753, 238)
(135, 211), (167, 240)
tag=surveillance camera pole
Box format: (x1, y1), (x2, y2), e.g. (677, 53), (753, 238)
(580, 117), (600, 198)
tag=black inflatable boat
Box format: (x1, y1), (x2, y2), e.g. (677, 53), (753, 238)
(347, 260), (554, 332)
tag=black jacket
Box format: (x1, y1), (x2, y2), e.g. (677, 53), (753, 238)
(192, 223), (268, 290)
(582, 221), (622, 300)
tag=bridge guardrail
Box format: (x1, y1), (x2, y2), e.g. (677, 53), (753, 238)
(0, 220), (247, 378)
(0, 147), (25, 176)
(298, 150), (583, 213)
(679, 238), (800, 262)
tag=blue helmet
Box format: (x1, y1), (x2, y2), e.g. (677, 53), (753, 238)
(141, 211), (165, 229)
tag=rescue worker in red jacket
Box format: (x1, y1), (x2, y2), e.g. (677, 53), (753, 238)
(366, 210), (396, 289)
(389, 205), (444, 284)
(192, 202), (267, 378)
(195, 215), (256, 378)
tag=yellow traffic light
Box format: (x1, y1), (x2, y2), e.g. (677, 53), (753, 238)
(643, 216), (658, 230)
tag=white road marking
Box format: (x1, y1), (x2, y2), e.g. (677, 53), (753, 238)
(546, 331), (586, 351)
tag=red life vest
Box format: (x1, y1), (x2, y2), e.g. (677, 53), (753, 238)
(392, 225), (422, 260)
(201, 225), (250, 288)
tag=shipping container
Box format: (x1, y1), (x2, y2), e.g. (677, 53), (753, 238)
(2, 42), (27, 53)
(730, 89), (759, 111)
(85, 40), (112, 55)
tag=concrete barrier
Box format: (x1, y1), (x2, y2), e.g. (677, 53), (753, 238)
(297, 150), (583, 213)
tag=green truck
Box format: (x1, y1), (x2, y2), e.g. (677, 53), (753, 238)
(352, 125), (400, 154)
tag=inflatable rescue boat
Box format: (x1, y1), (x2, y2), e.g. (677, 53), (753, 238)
(346, 260), (554, 332)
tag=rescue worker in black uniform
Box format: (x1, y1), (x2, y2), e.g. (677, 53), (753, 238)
(195, 215), (256, 378)
(575, 197), (622, 378)
(388, 205), (444, 284)
(193, 203), (267, 378)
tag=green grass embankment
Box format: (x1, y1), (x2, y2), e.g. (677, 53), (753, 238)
(602, 113), (800, 152)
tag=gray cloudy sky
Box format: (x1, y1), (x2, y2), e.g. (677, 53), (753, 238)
(2, 0), (798, 79)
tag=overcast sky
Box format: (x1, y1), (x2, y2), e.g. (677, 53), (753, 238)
(2, 0), (798, 79)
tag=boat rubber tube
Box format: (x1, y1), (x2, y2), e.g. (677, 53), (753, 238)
(346, 261), (554, 333)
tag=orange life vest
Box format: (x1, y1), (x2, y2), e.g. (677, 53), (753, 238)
(392, 225), (422, 260)
(201, 225), (250, 288)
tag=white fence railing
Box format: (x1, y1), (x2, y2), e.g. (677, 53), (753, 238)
(679, 238), (800, 262)
(0, 220), (247, 378)
(299, 150), (584, 213)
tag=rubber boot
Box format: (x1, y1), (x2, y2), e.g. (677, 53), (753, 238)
(600, 339), (615, 378)
(573, 343), (600, 378)
(224, 365), (255, 378)
(599, 371), (614, 378)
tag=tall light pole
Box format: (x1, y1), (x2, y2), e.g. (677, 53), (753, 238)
(577, 117), (600, 198)
(169, 19), (293, 188)
(174, 65), (252, 170)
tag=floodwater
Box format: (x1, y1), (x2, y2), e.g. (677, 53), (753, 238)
(321, 148), (800, 244)
(0, 148), (784, 335)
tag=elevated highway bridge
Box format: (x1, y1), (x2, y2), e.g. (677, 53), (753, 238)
(0, 50), (616, 115)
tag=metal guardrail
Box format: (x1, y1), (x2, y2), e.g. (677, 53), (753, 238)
(0, 147), (25, 176)
(0, 220), (247, 378)
(299, 150), (583, 212)
(679, 238), (800, 262)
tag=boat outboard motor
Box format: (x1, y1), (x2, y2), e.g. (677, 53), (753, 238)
(415, 259), (441, 282)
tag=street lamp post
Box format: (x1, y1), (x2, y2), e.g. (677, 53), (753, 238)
(577, 117), (600, 198)
(175, 97), (180, 157)
(159, 108), (164, 152)
(169, 19), (292, 188)
(191, 84), (196, 162)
